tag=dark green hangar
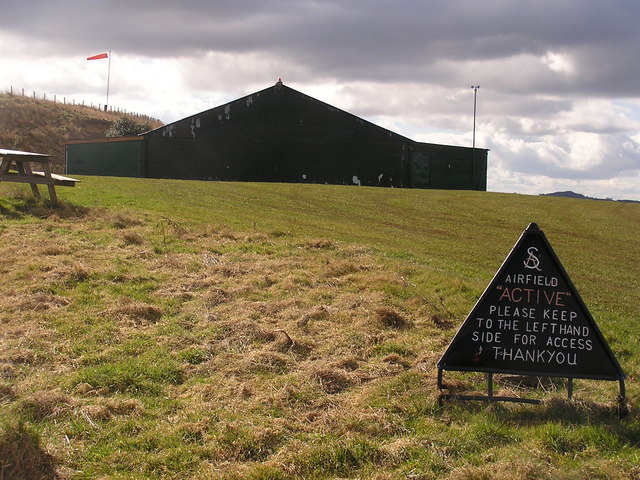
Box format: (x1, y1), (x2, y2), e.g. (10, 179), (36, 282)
(66, 81), (488, 190)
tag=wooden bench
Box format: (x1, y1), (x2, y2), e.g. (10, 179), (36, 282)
(0, 148), (80, 205)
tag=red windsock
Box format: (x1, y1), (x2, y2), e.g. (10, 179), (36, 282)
(87, 53), (108, 60)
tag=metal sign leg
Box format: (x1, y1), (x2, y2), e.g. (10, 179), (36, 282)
(567, 378), (573, 400)
(487, 373), (493, 401)
(618, 379), (628, 418)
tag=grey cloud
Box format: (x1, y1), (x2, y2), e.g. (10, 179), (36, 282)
(5, 0), (640, 97)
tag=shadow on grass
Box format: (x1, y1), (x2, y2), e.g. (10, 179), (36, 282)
(508, 396), (631, 424)
(0, 421), (58, 480)
(0, 189), (91, 220)
(443, 394), (639, 452)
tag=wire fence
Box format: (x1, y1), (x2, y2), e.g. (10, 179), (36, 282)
(2, 85), (162, 125)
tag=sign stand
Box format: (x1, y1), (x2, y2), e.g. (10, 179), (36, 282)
(437, 223), (627, 414)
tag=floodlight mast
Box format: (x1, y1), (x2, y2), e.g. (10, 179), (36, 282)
(471, 85), (480, 150)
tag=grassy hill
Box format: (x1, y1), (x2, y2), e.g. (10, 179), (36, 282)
(0, 178), (639, 479)
(0, 93), (162, 173)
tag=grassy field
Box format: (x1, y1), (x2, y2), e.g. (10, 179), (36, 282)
(1, 177), (639, 479)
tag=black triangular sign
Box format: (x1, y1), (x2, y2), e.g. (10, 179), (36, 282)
(438, 223), (625, 381)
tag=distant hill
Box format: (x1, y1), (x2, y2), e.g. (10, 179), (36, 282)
(542, 190), (639, 203)
(0, 93), (163, 173)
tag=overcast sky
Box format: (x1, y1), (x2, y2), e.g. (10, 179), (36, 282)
(2, 0), (640, 200)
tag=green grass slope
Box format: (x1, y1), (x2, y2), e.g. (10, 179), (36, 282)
(0, 178), (639, 479)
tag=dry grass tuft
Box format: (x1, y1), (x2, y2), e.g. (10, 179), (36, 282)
(375, 307), (412, 329)
(325, 261), (359, 278)
(107, 299), (163, 324)
(332, 357), (360, 371)
(213, 263), (249, 278)
(78, 398), (144, 422)
(110, 211), (144, 229)
(72, 383), (96, 395)
(39, 245), (68, 256)
(0, 384), (15, 402)
(268, 331), (314, 356)
(382, 354), (411, 369)
(431, 313), (454, 329)
(5, 348), (44, 366)
(243, 350), (291, 373)
(0, 363), (17, 379)
(297, 305), (331, 327)
(446, 464), (498, 480)
(204, 287), (231, 307)
(20, 389), (74, 421)
(303, 238), (336, 249)
(313, 367), (356, 394)
(448, 461), (555, 480)
(15, 292), (69, 311)
(47, 263), (91, 285)
(439, 378), (476, 394)
(121, 230), (145, 245)
(498, 375), (560, 390)
(222, 320), (278, 349)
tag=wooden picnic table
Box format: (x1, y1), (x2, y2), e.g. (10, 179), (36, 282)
(0, 148), (79, 205)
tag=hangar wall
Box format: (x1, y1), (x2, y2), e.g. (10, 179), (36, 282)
(66, 82), (488, 191)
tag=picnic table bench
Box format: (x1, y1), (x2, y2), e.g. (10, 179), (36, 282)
(0, 148), (79, 205)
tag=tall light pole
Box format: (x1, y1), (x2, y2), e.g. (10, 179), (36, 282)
(471, 85), (480, 150)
